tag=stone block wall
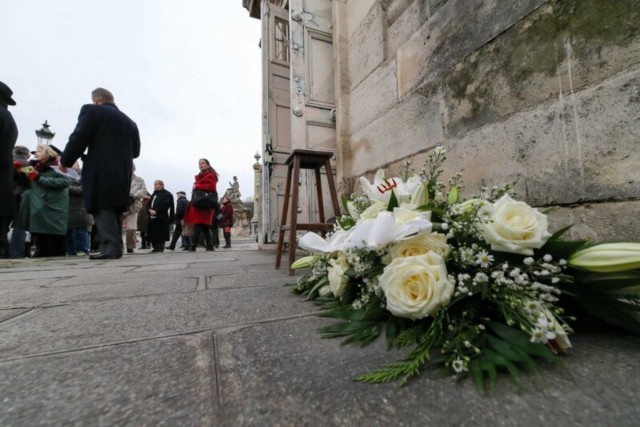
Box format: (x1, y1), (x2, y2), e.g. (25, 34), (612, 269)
(337, 0), (640, 240)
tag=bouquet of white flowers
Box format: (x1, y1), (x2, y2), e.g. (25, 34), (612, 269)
(292, 147), (640, 391)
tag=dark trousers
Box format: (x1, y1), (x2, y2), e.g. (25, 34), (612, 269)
(168, 221), (184, 249)
(32, 233), (67, 257)
(139, 231), (148, 249)
(0, 216), (11, 258)
(223, 227), (231, 248)
(212, 225), (220, 247)
(191, 224), (213, 249)
(93, 209), (123, 257)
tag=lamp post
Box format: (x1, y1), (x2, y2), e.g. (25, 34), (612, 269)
(35, 120), (55, 145)
(251, 151), (262, 240)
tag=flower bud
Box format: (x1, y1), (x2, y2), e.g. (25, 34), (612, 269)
(410, 182), (430, 207)
(447, 186), (459, 204)
(290, 255), (317, 270)
(568, 242), (640, 273)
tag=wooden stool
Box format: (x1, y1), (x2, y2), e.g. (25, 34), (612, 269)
(275, 149), (340, 275)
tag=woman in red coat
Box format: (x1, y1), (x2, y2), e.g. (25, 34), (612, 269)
(184, 158), (218, 251)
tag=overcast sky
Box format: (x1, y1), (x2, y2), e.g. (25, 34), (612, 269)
(2, 0), (261, 200)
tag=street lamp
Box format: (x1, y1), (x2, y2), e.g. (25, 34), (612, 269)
(35, 120), (55, 145)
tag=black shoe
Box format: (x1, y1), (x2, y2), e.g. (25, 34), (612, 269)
(223, 245), (231, 249)
(165, 246), (175, 251)
(151, 249), (164, 253)
(89, 253), (121, 260)
(214, 244), (220, 248)
(127, 249), (134, 254)
(206, 247), (214, 252)
(182, 247), (190, 251)
(189, 247), (196, 252)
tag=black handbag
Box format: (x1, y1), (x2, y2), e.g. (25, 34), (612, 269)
(191, 190), (218, 209)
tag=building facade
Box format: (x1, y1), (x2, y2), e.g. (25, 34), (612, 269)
(243, 0), (640, 247)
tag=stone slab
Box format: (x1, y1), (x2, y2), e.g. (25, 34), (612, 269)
(0, 281), (313, 360)
(215, 316), (640, 426)
(0, 334), (217, 426)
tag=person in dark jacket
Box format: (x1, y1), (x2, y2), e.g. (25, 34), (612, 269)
(166, 191), (190, 250)
(220, 196), (234, 249)
(60, 87), (141, 260)
(147, 180), (174, 253)
(66, 163), (91, 256)
(0, 81), (18, 258)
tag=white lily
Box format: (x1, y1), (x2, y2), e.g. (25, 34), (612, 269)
(359, 169), (422, 204)
(298, 210), (433, 253)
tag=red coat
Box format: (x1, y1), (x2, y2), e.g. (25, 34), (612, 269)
(184, 169), (217, 225)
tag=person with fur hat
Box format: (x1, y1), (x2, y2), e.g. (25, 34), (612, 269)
(0, 81), (18, 258)
(15, 144), (70, 257)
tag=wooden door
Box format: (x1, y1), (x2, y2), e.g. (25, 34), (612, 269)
(288, 0), (336, 223)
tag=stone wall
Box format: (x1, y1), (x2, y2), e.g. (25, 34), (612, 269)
(337, 0), (640, 240)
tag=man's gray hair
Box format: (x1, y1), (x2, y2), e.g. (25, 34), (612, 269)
(91, 87), (114, 104)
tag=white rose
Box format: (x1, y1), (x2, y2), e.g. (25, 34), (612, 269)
(481, 194), (552, 256)
(385, 231), (450, 264)
(327, 257), (350, 297)
(379, 253), (454, 320)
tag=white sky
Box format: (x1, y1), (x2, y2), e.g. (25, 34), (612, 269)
(2, 0), (262, 200)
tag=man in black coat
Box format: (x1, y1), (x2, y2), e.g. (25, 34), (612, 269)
(0, 81), (18, 258)
(147, 180), (174, 253)
(60, 88), (141, 260)
(166, 191), (190, 250)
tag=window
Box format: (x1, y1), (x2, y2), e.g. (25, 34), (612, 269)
(274, 17), (289, 63)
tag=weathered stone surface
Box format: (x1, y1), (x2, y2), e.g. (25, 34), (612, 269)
(347, 2), (385, 89)
(442, 68), (640, 207)
(216, 316), (640, 426)
(0, 335), (217, 426)
(347, 59), (398, 133)
(396, 0), (546, 98)
(345, 0), (377, 40)
(386, 0), (423, 57)
(347, 93), (444, 177)
(444, 1), (640, 136)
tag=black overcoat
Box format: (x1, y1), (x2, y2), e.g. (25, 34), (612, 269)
(0, 106), (18, 217)
(147, 189), (174, 242)
(61, 103), (140, 214)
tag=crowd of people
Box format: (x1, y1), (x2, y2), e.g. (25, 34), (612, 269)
(1, 82), (234, 259)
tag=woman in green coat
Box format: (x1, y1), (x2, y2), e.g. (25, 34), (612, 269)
(16, 144), (70, 257)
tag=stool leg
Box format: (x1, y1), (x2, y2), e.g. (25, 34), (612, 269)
(288, 156), (302, 275)
(275, 163), (293, 269)
(325, 159), (341, 217)
(314, 167), (326, 224)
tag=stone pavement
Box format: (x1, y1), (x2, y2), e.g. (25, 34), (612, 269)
(1, 237), (639, 426)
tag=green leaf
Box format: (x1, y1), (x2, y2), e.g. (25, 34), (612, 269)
(304, 276), (329, 300)
(488, 321), (557, 363)
(387, 190), (399, 211)
(341, 195), (350, 215)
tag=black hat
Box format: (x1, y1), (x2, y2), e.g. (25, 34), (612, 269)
(0, 81), (16, 106)
(13, 145), (30, 158)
